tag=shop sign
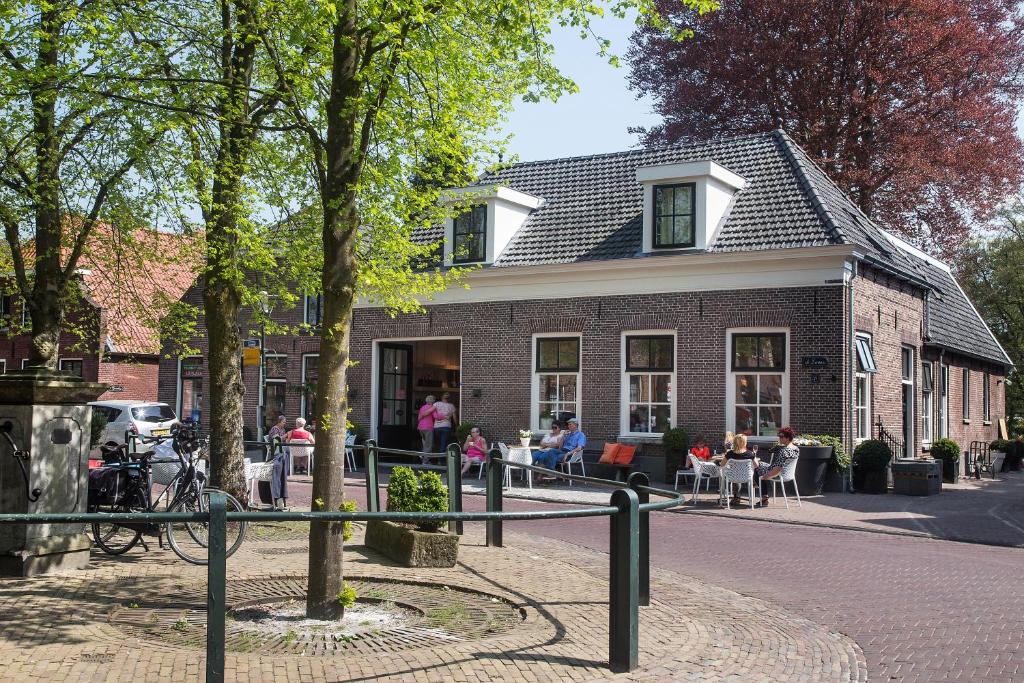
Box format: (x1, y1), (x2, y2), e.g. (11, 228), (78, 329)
(801, 356), (829, 369)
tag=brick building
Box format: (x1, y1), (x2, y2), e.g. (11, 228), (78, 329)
(1, 230), (196, 401)
(158, 130), (1010, 476)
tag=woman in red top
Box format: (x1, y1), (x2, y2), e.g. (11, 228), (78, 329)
(686, 436), (711, 467)
(287, 417), (315, 475)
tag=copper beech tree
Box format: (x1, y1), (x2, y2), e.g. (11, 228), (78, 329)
(628, 0), (1024, 256)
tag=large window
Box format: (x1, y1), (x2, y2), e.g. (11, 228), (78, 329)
(623, 334), (674, 434)
(854, 335), (876, 441)
(940, 364), (950, 438)
(179, 357), (204, 423)
(983, 371), (991, 422)
(59, 358), (83, 378)
(921, 361), (934, 445)
(901, 346), (914, 449)
(452, 205), (487, 263)
(729, 331), (787, 437)
(962, 368), (970, 421)
(302, 354), (319, 422)
(534, 337), (580, 430)
(304, 295), (323, 326)
(652, 183), (696, 249)
(263, 353), (287, 432)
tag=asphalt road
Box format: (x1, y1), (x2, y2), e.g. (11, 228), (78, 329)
(290, 480), (1023, 682)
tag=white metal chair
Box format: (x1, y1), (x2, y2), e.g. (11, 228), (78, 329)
(689, 454), (722, 503)
(558, 450), (586, 485)
(674, 455), (699, 491)
(245, 457), (275, 510)
(499, 443), (532, 491)
(765, 455), (802, 509)
(722, 459), (755, 510)
(289, 439), (312, 475)
(345, 433), (357, 472)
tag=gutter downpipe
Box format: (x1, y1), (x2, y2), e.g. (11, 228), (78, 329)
(847, 259), (858, 493)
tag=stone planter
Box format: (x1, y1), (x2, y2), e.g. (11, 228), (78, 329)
(796, 445), (833, 495)
(823, 466), (847, 493)
(364, 520), (458, 568)
(992, 452), (1006, 475)
(853, 464), (888, 494)
(940, 458), (959, 484)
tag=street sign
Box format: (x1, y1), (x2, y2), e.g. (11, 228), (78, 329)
(243, 347), (261, 366)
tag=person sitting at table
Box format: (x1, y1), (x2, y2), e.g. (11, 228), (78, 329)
(461, 426), (487, 474)
(532, 418), (586, 481)
(286, 417), (315, 475)
(685, 436), (711, 467)
(723, 431), (735, 452)
(539, 421), (564, 450)
(722, 433), (756, 506)
(756, 426), (800, 506)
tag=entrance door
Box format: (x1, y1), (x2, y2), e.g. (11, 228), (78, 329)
(378, 344), (414, 449)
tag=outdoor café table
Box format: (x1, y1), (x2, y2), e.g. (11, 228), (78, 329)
(506, 445), (538, 485)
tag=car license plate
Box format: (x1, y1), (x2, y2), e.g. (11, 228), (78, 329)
(152, 428), (170, 437)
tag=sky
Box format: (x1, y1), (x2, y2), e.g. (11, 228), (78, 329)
(500, 12), (658, 163)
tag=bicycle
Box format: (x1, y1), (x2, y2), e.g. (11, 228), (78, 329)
(88, 421), (247, 565)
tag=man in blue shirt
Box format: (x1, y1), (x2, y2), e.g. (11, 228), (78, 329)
(533, 418), (586, 471)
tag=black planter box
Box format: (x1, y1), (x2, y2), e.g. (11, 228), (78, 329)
(892, 459), (942, 496)
(854, 465), (888, 493)
(823, 467), (847, 493)
(796, 446), (833, 495)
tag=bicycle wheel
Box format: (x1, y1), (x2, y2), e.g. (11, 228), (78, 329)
(166, 488), (247, 565)
(92, 505), (142, 555)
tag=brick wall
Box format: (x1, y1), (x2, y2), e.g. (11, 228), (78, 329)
(97, 356), (160, 401)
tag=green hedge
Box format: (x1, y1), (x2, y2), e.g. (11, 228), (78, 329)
(386, 466), (449, 532)
(853, 439), (892, 471)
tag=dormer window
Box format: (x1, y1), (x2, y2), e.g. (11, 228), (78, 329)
(653, 183), (696, 249)
(452, 204), (487, 263)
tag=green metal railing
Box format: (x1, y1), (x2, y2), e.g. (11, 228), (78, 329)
(0, 439), (685, 681)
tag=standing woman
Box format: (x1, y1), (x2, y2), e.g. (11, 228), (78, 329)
(432, 392), (457, 453)
(417, 395), (436, 464)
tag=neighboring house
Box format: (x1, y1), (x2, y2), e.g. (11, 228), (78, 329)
(158, 130), (1010, 476)
(0, 229), (197, 401)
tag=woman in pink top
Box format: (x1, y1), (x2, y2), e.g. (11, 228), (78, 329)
(461, 426), (487, 474)
(417, 395), (436, 463)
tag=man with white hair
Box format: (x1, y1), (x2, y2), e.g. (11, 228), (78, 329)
(286, 417), (315, 475)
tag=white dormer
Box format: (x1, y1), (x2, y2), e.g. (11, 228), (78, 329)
(635, 160), (746, 252)
(440, 185), (543, 265)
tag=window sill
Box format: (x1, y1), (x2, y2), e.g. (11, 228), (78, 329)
(962, 419), (971, 425)
(983, 420), (992, 426)
(617, 433), (665, 443)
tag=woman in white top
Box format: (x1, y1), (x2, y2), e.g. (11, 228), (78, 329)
(432, 392), (457, 453)
(539, 422), (564, 449)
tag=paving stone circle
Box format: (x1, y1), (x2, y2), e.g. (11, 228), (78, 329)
(106, 574), (523, 656)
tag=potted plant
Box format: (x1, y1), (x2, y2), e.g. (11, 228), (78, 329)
(988, 439), (1010, 475)
(930, 438), (961, 483)
(852, 439), (892, 494)
(518, 429), (533, 448)
(365, 466), (458, 567)
(793, 435), (835, 495)
(661, 427), (689, 477)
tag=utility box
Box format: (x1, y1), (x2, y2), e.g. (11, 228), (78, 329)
(891, 459), (942, 496)
(0, 369), (105, 575)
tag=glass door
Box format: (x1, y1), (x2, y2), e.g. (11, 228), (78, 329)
(378, 344), (414, 449)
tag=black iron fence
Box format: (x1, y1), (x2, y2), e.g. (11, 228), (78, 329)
(0, 439), (686, 680)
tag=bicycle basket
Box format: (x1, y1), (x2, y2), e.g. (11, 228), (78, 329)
(88, 466), (131, 506)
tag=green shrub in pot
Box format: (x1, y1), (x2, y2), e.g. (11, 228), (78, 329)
(662, 427), (689, 453)
(989, 439), (1011, 453)
(930, 438), (961, 480)
(385, 466), (449, 532)
(853, 439), (892, 471)
(800, 434), (849, 470)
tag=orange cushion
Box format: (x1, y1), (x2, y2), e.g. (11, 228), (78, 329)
(598, 443), (620, 464)
(614, 445), (637, 465)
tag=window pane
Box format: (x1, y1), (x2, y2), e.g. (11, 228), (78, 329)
(922, 363), (933, 391)
(758, 407), (782, 436)
(560, 403), (576, 419)
(735, 375), (757, 404)
(628, 338), (650, 370)
(855, 376), (866, 408)
(538, 340), (558, 370)
(760, 335), (785, 369)
(629, 374), (649, 403)
(734, 336), (758, 368)
(265, 355), (287, 378)
(652, 405), (672, 433)
(673, 185), (693, 214)
(758, 374), (782, 405)
(539, 374), (558, 401)
(673, 216), (694, 246)
(558, 339), (579, 370)
(902, 348), (912, 380)
(657, 216), (673, 246)
(651, 338), (673, 370)
(558, 375), (577, 402)
(629, 405), (650, 433)
(735, 406), (755, 436)
(656, 186), (674, 215)
(652, 374), (671, 403)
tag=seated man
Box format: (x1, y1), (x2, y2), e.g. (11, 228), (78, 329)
(534, 418), (586, 476)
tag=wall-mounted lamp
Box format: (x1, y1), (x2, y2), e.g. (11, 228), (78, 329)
(471, 388), (482, 398)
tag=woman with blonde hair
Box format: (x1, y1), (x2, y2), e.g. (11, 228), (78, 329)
(722, 433), (756, 506)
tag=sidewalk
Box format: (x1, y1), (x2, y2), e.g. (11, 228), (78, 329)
(0, 525), (865, 681)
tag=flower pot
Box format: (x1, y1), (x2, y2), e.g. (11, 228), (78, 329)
(796, 445), (833, 495)
(940, 458), (959, 484)
(853, 464), (888, 493)
(364, 519), (458, 568)
(519, 437), (531, 448)
(823, 465), (847, 493)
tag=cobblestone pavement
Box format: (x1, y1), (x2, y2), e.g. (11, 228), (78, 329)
(0, 524), (864, 682)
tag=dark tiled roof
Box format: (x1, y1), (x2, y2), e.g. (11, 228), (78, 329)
(421, 130), (1008, 366)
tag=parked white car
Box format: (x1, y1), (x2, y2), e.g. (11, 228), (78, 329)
(89, 400), (179, 444)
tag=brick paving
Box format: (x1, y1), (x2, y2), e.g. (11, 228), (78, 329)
(0, 521), (865, 682)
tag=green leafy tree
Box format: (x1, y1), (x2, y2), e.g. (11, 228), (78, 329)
(0, 1), (173, 369)
(261, 0), (716, 619)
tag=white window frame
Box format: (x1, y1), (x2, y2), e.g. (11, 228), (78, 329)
(301, 353), (319, 421)
(725, 328), (789, 440)
(939, 364), (950, 438)
(21, 358), (30, 370)
(921, 361), (934, 446)
(176, 356), (204, 421)
(0, 359), (6, 374)
(983, 371), (991, 423)
(621, 330), (677, 437)
(303, 294), (323, 327)
(530, 333), (582, 432)
(853, 334), (876, 442)
(962, 368), (970, 422)
(59, 357), (84, 377)
(901, 346), (914, 449)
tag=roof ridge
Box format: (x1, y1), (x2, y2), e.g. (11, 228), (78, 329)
(772, 129), (847, 245)
(485, 130), (779, 174)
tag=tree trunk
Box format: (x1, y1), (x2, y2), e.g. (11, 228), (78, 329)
(306, 1), (360, 620)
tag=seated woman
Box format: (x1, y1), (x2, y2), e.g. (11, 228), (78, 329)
(686, 436), (711, 467)
(533, 422), (564, 462)
(722, 433), (756, 506)
(461, 426), (487, 474)
(286, 417), (315, 475)
(756, 426), (800, 506)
